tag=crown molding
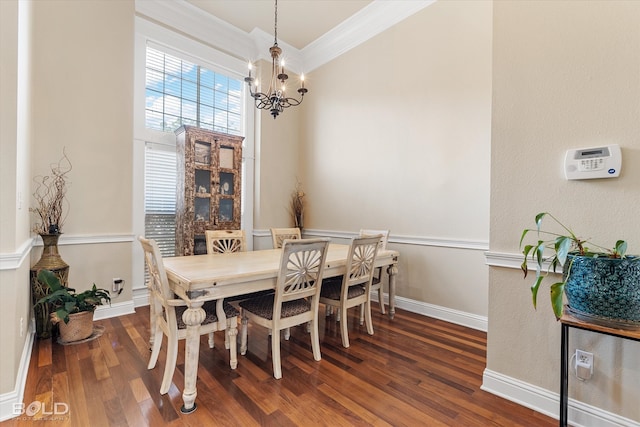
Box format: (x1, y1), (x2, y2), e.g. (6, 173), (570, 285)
(302, 0), (436, 72)
(135, 0), (256, 62)
(135, 0), (436, 75)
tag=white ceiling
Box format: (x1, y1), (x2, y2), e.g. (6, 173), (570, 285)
(185, 0), (373, 50)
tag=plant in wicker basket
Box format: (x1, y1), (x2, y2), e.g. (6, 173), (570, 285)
(35, 269), (111, 342)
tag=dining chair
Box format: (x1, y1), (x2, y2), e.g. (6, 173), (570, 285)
(270, 227), (301, 249)
(138, 236), (239, 394)
(359, 229), (390, 314)
(205, 229), (246, 254)
(239, 238), (330, 379)
(206, 228), (282, 338)
(320, 235), (381, 348)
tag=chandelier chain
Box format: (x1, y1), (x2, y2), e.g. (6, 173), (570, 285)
(274, 0), (278, 46)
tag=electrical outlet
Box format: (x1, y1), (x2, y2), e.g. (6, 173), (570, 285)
(112, 278), (123, 292)
(575, 349), (594, 380)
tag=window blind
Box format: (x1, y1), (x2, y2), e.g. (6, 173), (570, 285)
(144, 142), (177, 257)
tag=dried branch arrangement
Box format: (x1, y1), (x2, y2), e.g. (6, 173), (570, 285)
(290, 180), (305, 229)
(30, 150), (72, 234)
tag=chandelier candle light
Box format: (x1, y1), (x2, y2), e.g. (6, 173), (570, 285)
(245, 0), (308, 119)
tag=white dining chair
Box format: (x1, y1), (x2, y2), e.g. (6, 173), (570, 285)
(205, 229), (246, 254)
(320, 235), (381, 348)
(270, 227), (301, 249)
(239, 238), (330, 379)
(138, 236), (239, 394)
(359, 229), (390, 314)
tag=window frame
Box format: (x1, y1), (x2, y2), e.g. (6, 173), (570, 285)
(133, 16), (256, 298)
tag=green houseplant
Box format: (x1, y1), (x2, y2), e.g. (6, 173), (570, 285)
(36, 269), (111, 342)
(520, 212), (639, 324)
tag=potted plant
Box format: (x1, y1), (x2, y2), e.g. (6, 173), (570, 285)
(36, 269), (111, 343)
(520, 212), (640, 327)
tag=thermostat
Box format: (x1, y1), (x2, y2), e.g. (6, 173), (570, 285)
(564, 144), (621, 180)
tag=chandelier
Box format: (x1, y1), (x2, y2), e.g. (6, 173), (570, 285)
(244, 0), (308, 119)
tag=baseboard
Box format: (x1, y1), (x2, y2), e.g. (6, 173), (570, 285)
(93, 300), (136, 320)
(482, 369), (640, 427)
(0, 326), (35, 421)
(376, 293), (488, 332)
(132, 287), (150, 308)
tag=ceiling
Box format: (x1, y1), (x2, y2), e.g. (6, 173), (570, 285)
(185, 0), (373, 50)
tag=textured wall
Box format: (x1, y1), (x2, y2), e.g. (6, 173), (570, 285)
(488, 0), (640, 420)
(300, 0), (493, 315)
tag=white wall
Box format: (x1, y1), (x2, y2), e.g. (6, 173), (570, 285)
(0, 0), (35, 399)
(487, 1), (640, 423)
(28, 0), (135, 293)
(0, 0), (135, 405)
(300, 0), (493, 317)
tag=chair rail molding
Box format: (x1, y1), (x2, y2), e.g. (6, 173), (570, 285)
(485, 250), (554, 271)
(0, 238), (32, 270)
(257, 228), (489, 252)
(33, 234), (135, 247)
(2, 234), (135, 271)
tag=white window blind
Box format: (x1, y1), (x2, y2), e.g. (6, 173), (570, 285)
(145, 46), (243, 135)
(144, 142), (177, 257)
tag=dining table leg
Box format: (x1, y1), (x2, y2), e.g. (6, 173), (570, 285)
(387, 264), (398, 319)
(216, 299), (238, 369)
(180, 301), (205, 414)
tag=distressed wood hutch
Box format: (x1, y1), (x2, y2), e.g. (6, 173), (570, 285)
(175, 126), (244, 256)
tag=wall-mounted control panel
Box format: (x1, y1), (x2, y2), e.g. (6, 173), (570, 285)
(564, 144), (621, 180)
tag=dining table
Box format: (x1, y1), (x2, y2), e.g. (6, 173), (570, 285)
(162, 243), (400, 413)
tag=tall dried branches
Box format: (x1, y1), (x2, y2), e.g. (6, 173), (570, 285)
(30, 150), (72, 234)
(291, 180), (305, 229)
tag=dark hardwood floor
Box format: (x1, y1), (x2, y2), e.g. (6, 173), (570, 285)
(3, 305), (556, 426)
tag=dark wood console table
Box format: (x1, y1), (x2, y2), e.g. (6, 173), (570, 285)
(559, 313), (640, 426)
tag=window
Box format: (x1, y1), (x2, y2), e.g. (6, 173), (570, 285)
(143, 46), (245, 257)
(145, 47), (243, 136)
(144, 143), (177, 256)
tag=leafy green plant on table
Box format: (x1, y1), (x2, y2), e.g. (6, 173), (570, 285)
(519, 212), (627, 319)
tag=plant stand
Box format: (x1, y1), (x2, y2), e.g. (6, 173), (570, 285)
(30, 233), (69, 339)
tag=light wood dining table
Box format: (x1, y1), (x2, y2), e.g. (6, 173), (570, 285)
(162, 243), (399, 413)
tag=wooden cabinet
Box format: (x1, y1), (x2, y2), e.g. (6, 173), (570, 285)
(175, 126), (244, 256)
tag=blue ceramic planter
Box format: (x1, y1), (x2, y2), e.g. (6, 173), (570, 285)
(563, 254), (640, 328)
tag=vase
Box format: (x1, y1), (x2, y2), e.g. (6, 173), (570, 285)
(564, 254), (640, 329)
(30, 233), (69, 339)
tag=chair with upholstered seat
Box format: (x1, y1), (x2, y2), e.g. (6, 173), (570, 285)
(270, 227), (301, 249)
(138, 236), (239, 394)
(359, 229), (390, 314)
(320, 235), (381, 348)
(205, 229), (246, 254)
(239, 238), (330, 379)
